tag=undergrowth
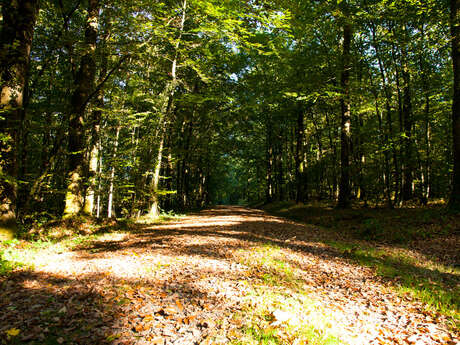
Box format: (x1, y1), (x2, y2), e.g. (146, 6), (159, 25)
(262, 201), (460, 331)
(0, 211), (184, 277)
(262, 201), (458, 244)
(228, 244), (344, 345)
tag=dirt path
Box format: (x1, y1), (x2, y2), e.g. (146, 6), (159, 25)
(1, 206), (458, 344)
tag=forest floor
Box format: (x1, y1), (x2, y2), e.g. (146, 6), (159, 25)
(0, 206), (459, 345)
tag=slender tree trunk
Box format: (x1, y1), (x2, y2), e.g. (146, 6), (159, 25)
(0, 0), (39, 225)
(96, 135), (103, 218)
(312, 114), (324, 199)
(147, 0), (187, 218)
(325, 110), (338, 200)
(182, 116), (194, 209)
(85, 35), (108, 215)
(289, 126), (296, 200)
(425, 97), (431, 201)
(392, 43), (405, 205)
(295, 105), (305, 203)
(370, 25), (396, 208)
(64, 0), (100, 217)
(130, 126), (141, 217)
(266, 119), (274, 203)
(107, 126), (120, 219)
(400, 38), (414, 202)
(449, 0), (460, 211)
(338, 20), (353, 208)
(372, 85), (392, 207)
(356, 111), (366, 204)
(419, 26), (431, 203)
(164, 142), (173, 211)
(275, 138), (284, 201)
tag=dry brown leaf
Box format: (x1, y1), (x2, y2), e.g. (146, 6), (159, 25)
(175, 299), (184, 311)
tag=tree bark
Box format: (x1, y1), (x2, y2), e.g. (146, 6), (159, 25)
(449, 0), (460, 211)
(370, 23), (396, 208)
(266, 118), (274, 203)
(0, 0), (39, 225)
(325, 110), (338, 200)
(295, 104), (305, 203)
(64, 0), (99, 217)
(400, 36), (414, 202)
(85, 37), (108, 215)
(107, 126), (120, 219)
(338, 20), (353, 208)
(147, 0), (187, 218)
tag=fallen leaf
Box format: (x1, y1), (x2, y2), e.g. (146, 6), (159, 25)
(175, 299), (184, 311)
(6, 328), (20, 337)
(151, 337), (165, 345)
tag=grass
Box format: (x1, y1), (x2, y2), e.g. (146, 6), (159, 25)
(262, 201), (458, 244)
(227, 244), (344, 345)
(0, 234), (110, 276)
(262, 201), (460, 331)
(0, 210), (184, 277)
(326, 240), (460, 329)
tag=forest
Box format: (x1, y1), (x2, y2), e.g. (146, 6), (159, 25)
(0, 0), (459, 344)
(0, 0), (459, 225)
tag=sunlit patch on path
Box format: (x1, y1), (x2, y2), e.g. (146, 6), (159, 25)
(0, 206), (458, 344)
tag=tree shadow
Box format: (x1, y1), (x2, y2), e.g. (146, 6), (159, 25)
(72, 206), (459, 323)
(263, 202), (460, 266)
(0, 267), (240, 344)
(1, 206), (458, 344)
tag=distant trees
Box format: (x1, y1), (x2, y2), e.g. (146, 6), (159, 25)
(0, 0), (458, 230)
(450, 0), (460, 212)
(224, 0), (456, 209)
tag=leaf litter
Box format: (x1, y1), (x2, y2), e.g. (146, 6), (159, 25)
(0, 206), (458, 344)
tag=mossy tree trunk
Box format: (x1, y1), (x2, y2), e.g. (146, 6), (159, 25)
(0, 0), (39, 225)
(64, 0), (99, 217)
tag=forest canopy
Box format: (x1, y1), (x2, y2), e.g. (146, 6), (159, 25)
(0, 0), (459, 229)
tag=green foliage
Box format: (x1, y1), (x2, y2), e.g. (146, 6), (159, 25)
(0, 0), (456, 229)
(360, 218), (384, 240)
(0, 240), (29, 276)
(263, 201), (457, 244)
(326, 241), (460, 329)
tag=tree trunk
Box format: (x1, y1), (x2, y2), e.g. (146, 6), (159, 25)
(401, 38), (414, 202)
(147, 0), (187, 218)
(148, 120), (167, 219)
(391, 43), (405, 205)
(0, 0), (39, 225)
(370, 24), (395, 208)
(449, 0), (460, 211)
(64, 0), (100, 217)
(338, 20), (352, 208)
(107, 126), (120, 219)
(85, 35), (108, 215)
(96, 135), (103, 219)
(424, 94), (431, 202)
(295, 105), (305, 203)
(266, 119), (274, 203)
(275, 138), (284, 201)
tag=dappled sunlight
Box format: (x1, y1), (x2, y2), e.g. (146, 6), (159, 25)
(1, 207), (458, 344)
(147, 220), (242, 230)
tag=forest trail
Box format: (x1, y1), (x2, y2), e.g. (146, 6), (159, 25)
(1, 206), (458, 345)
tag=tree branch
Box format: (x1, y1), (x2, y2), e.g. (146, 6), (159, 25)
(80, 54), (131, 112)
